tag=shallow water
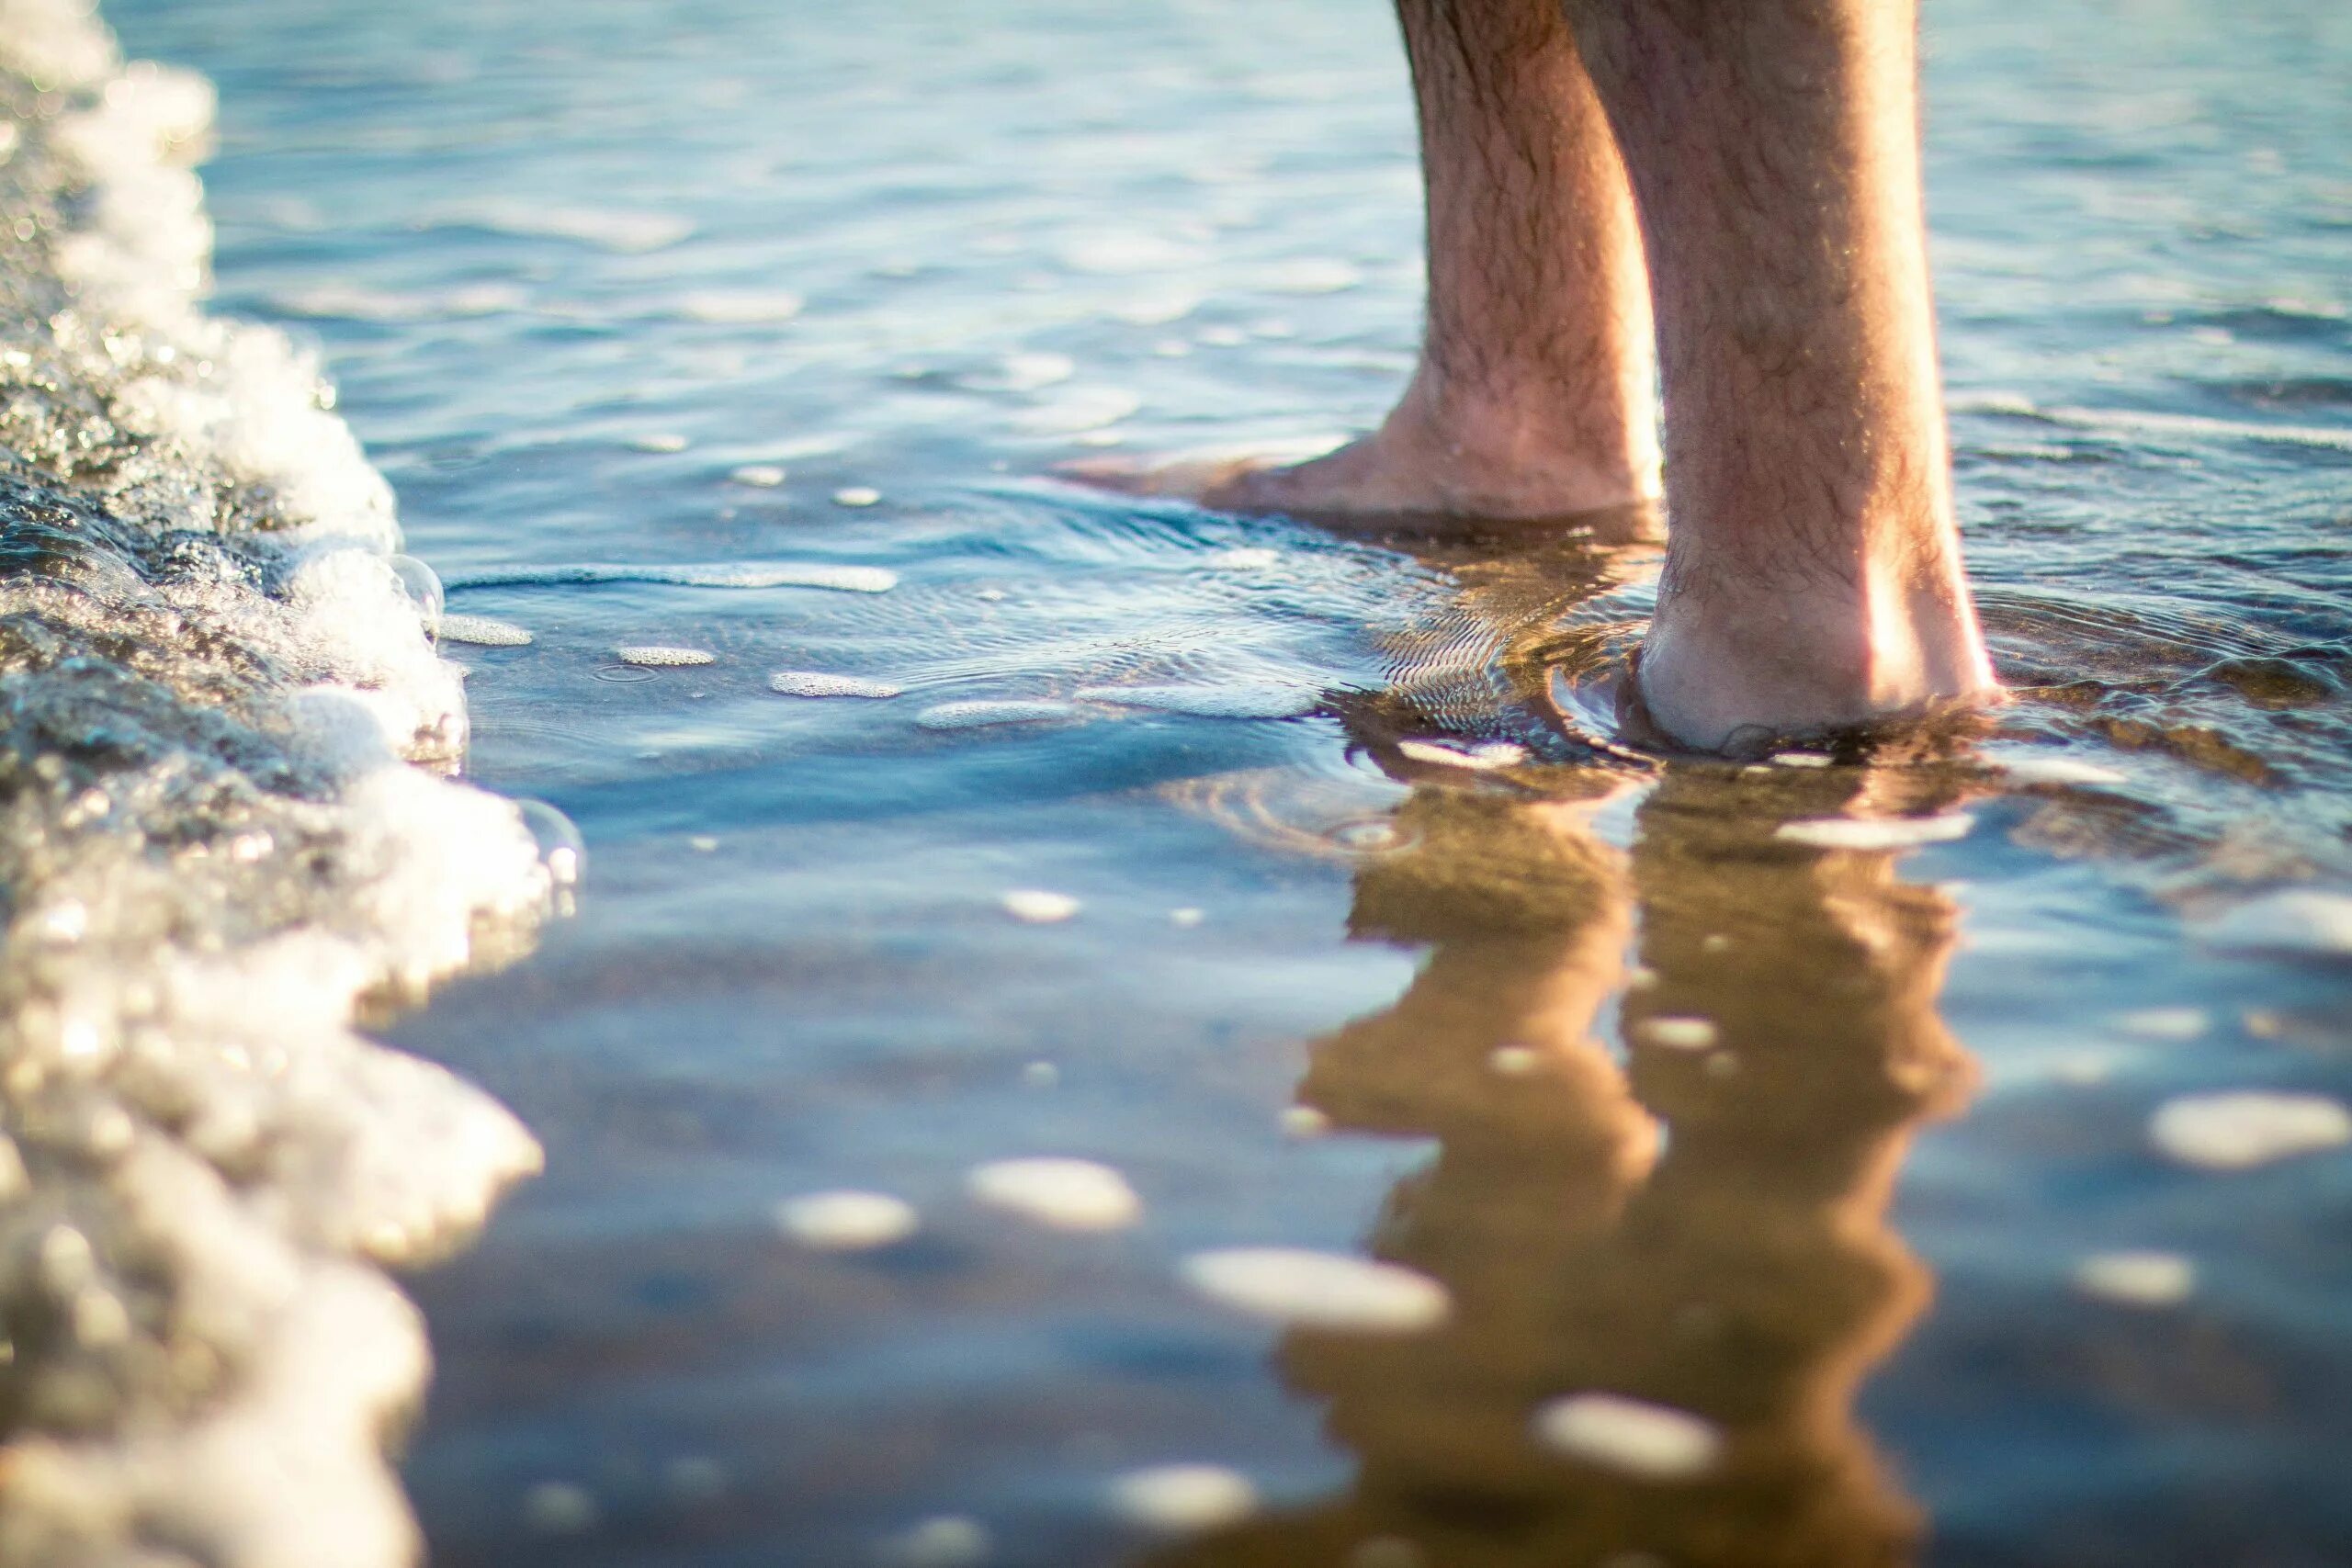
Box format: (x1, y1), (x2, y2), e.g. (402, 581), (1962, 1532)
(65, 0), (2352, 1563)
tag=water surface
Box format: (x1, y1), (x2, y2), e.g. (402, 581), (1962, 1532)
(100, 1), (2352, 1563)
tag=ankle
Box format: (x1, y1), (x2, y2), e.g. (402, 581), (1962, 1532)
(1387, 365), (1661, 513)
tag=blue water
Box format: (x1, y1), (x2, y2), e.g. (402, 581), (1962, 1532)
(106, 1), (2352, 1563)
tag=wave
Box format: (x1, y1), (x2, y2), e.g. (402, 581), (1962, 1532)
(0, 3), (571, 1563)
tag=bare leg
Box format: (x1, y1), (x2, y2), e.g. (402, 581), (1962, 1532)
(1567, 0), (1998, 750)
(1078, 0), (1658, 522)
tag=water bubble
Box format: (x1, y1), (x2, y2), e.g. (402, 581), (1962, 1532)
(515, 799), (585, 890)
(390, 553), (444, 632)
(730, 464), (787, 488)
(832, 485), (882, 507)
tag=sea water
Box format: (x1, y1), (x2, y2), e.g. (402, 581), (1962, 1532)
(21, 0), (2352, 1563)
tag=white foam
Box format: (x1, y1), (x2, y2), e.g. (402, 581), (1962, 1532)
(1108, 1464), (1260, 1532)
(833, 485), (882, 507)
(1001, 889), (1081, 923)
(0, 15), (571, 1562)
(916, 699), (1088, 730)
(1532, 1393), (1724, 1480)
(2073, 1251), (2195, 1307)
(1180, 1247), (1449, 1333)
(770, 671), (903, 699)
(615, 645), (717, 667)
(446, 560), (899, 593)
(730, 463), (787, 487)
(437, 614), (534, 647)
(966, 1157), (1141, 1231)
(1075, 683), (1319, 719)
(2149, 1091), (2352, 1169)
(2200, 890), (2352, 957)
(1774, 815), (1976, 852)
(774, 1190), (920, 1251)
(1396, 739), (1528, 770)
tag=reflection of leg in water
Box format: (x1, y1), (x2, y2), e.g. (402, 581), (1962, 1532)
(1147, 762), (1975, 1568)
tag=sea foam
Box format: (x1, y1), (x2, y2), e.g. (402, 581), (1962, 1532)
(0, 6), (570, 1562)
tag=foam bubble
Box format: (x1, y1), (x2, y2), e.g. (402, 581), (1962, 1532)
(2074, 1250), (2196, 1307)
(1180, 1247), (1449, 1333)
(774, 1190), (920, 1251)
(1532, 1393), (1724, 1480)
(1001, 889), (1081, 923)
(967, 1157), (1141, 1231)
(1075, 682), (1318, 719)
(833, 485), (882, 507)
(769, 671), (903, 699)
(614, 645), (717, 667)
(446, 560), (899, 593)
(1108, 1464), (1260, 1532)
(2200, 890), (2352, 957)
(916, 699), (1088, 730)
(730, 463), (787, 487)
(1396, 739), (1528, 770)
(630, 432), (690, 452)
(2149, 1091), (2352, 1169)
(1774, 815), (1975, 851)
(438, 614), (534, 647)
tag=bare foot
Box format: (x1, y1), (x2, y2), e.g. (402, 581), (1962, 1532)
(1060, 375), (1658, 529)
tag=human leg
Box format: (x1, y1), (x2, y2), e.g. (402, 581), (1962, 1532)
(1566, 0), (1997, 750)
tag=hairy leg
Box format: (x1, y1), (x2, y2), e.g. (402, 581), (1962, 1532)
(1075, 0), (1657, 523)
(1566, 0), (1998, 750)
